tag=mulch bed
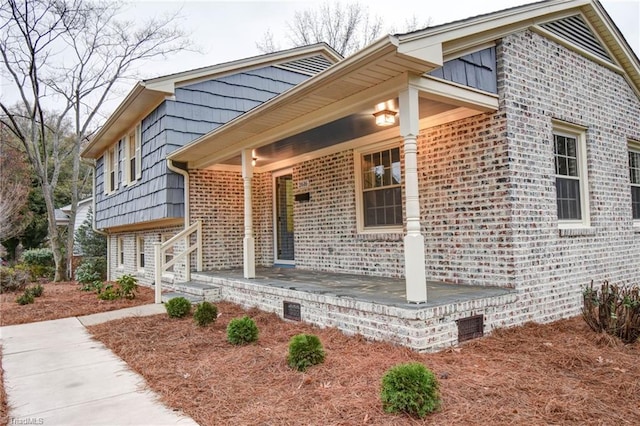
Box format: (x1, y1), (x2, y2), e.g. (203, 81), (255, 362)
(0, 282), (154, 326)
(88, 302), (640, 425)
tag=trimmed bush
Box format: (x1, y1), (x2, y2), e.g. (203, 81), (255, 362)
(380, 362), (441, 418)
(21, 248), (55, 280)
(16, 291), (35, 305)
(165, 297), (192, 318)
(194, 302), (218, 327)
(227, 316), (259, 345)
(0, 266), (29, 293)
(583, 280), (640, 344)
(287, 334), (326, 372)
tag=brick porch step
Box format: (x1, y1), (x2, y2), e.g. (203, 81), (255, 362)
(162, 281), (221, 304)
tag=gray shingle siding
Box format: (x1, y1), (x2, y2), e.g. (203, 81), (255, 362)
(95, 65), (313, 229)
(429, 46), (497, 93)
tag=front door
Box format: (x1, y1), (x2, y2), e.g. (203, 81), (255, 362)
(274, 171), (294, 265)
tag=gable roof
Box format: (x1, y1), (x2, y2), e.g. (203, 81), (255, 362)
(168, 0), (640, 169)
(82, 43), (342, 159)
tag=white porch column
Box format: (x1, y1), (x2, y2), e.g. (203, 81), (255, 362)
(241, 149), (256, 278)
(399, 86), (427, 303)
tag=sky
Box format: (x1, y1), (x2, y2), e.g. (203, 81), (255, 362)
(1, 0), (638, 122)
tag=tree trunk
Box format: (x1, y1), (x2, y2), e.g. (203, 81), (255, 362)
(42, 181), (67, 281)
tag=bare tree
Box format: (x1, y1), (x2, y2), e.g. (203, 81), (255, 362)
(0, 128), (31, 241)
(257, 1), (383, 57)
(0, 0), (190, 280)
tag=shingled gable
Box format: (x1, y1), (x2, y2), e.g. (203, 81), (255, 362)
(82, 43), (342, 159)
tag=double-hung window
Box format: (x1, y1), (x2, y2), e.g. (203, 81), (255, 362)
(104, 145), (118, 195)
(553, 122), (590, 228)
(125, 124), (142, 185)
(356, 144), (403, 232)
(136, 236), (145, 271)
(117, 237), (125, 268)
(629, 142), (640, 224)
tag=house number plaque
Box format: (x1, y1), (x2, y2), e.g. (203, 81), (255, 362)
(283, 301), (301, 321)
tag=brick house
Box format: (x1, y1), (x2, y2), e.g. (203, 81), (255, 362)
(82, 0), (640, 351)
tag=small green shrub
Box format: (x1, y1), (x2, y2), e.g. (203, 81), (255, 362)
(194, 302), (218, 327)
(227, 316), (259, 345)
(76, 257), (107, 284)
(16, 291), (35, 305)
(116, 274), (138, 299)
(27, 284), (44, 297)
(380, 362), (441, 418)
(79, 280), (103, 292)
(583, 280), (640, 344)
(165, 297), (192, 318)
(287, 334), (326, 372)
(97, 284), (120, 301)
(0, 266), (30, 293)
(21, 248), (55, 280)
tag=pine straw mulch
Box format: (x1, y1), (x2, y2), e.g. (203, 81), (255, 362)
(0, 281), (154, 326)
(88, 302), (640, 426)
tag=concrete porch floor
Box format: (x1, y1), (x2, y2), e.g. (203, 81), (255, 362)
(194, 267), (514, 308)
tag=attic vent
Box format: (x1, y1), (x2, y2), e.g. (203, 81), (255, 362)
(275, 55), (334, 76)
(540, 15), (612, 62)
(457, 315), (484, 343)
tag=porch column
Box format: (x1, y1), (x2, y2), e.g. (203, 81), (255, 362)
(399, 86), (427, 303)
(241, 149), (256, 278)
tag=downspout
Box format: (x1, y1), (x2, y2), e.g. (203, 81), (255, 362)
(167, 159), (189, 229)
(82, 158), (110, 280)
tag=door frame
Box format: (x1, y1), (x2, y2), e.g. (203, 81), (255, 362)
(272, 168), (295, 265)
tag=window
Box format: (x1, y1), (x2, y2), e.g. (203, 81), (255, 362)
(136, 236), (145, 270)
(630, 142), (640, 223)
(125, 124), (142, 185)
(117, 237), (124, 268)
(356, 144), (402, 232)
(553, 122), (589, 227)
(104, 145), (118, 194)
(162, 234), (174, 273)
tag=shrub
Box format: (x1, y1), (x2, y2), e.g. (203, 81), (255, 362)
(76, 257), (107, 284)
(194, 302), (218, 327)
(116, 274), (138, 299)
(97, 284), (120, 301)
(21, 248), (55, 280)
(16, 291), (35, 305)
(27, 284), (44, 297)
(583, 280), (640, 344)
(165, 297), (192, 318)
(380, 362), (441, 418)
(287, 334), (326, 372)
(79, 280), (103, 292)
(0, 266), (29, 293)
(227, 316), (259, 345)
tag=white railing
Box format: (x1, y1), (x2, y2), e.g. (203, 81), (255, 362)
(154, 220), (203, 303)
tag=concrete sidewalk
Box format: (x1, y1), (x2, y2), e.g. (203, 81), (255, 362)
(1, 305), (198, 426)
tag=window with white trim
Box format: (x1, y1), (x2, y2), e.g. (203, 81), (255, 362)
(355, 144), (403, 232)
(117, 237), (124, 268)
(125, 124), (142, 185)
(161, 233), (174, 272)
(629, 142), (640, 223)
(104, 145), (118, 195)
(553, 121), (590, 228)
(136, 236), (145, 271)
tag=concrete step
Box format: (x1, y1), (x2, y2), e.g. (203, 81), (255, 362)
(167, 281), (222, 302)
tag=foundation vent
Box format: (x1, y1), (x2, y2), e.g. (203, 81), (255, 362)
(457, 315), (484, 343)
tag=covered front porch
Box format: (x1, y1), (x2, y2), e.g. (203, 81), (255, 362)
(187, 267), (518, 351)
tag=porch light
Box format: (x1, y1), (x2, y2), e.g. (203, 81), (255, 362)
(373, 100), (397, 126)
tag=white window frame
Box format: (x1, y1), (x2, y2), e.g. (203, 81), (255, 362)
(161, 233), (174, 273)
(104, 145), (119, 195)
(553, 120), (590, 229)
(354, 140), (403, 234)
(136, 236), (145, 271)
(117, 237), (125, 269)
(629, 140), (640, 227)
(125, 124), (142, 186)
